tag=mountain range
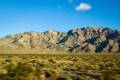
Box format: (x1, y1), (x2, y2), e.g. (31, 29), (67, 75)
(0, 27), (120, 53)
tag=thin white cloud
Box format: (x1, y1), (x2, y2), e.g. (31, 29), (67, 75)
(75, 3), (92, 11)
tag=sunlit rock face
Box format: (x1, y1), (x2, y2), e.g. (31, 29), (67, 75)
(0, 27), (120, 53)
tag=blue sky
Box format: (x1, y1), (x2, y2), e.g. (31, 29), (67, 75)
(0, 0), (120, 37)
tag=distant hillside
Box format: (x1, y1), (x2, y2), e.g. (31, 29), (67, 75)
(0, 27), (120, 53)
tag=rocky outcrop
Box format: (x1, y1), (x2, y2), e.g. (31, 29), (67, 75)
(0, 27), (120, 53)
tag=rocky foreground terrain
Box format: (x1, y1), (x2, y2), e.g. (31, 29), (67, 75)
(0, 27), (120, 53)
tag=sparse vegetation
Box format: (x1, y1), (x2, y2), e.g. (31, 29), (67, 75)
(0, 53), (120, 80)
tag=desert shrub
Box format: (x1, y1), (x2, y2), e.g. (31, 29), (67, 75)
(35, 68), (44, 77)
(101, 69), (118, 80)
(45, 71), (51, 78)
(0, 70), (6, 79)
(57, 75), (72, 80)
(5, 59), (11, 63)
(5, 62), (35, 80)
(48, 59), (56, 63)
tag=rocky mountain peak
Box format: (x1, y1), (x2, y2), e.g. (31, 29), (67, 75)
(0, 27), (120, 53)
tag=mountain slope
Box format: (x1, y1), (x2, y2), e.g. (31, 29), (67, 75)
(0, 27), (120, 53)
